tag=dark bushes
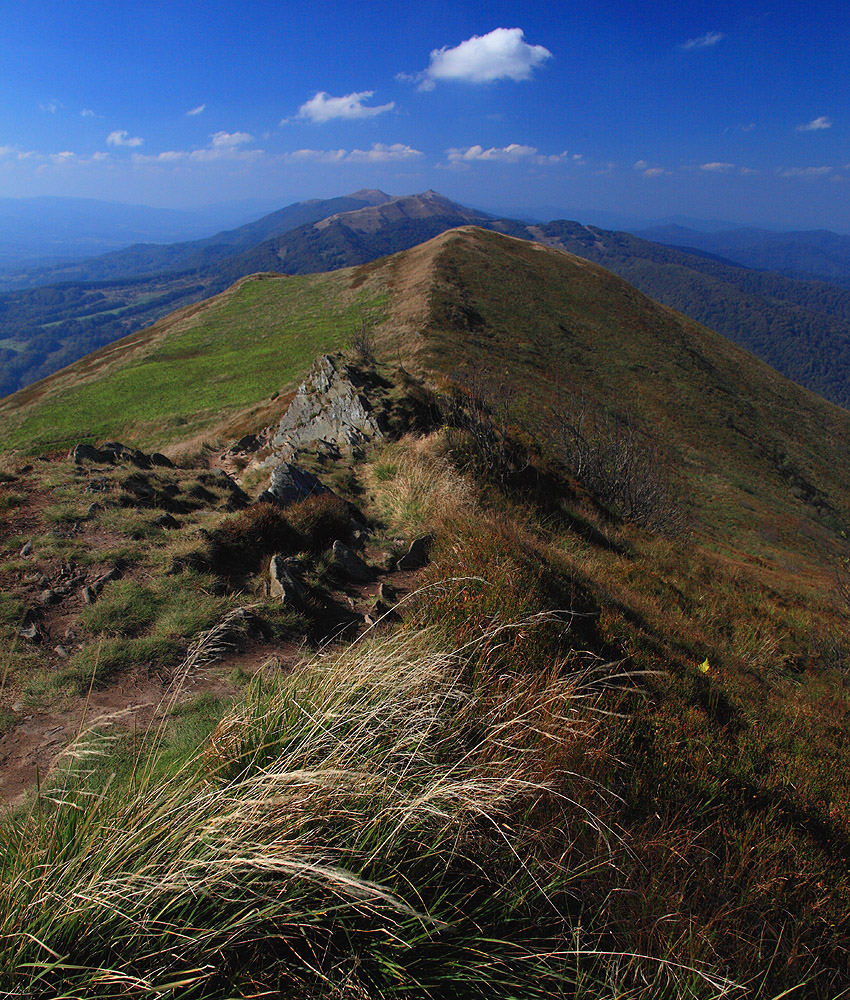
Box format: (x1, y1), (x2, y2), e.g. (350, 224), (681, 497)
(207, 504), (302, 575)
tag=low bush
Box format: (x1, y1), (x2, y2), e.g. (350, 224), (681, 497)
(206, 503), (302, 574)
(284, 491), (353, 551)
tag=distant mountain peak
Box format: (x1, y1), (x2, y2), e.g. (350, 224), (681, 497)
(347, 189), (392, 206)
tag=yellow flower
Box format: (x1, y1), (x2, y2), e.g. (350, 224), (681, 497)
(698, 658), (710, 674)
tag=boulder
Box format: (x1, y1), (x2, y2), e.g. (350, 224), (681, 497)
(396, 534), (433, 571)
(269, 555), (306, 605)
(19, 540), (33, 558)
(266, 462), (331, 507)
(150, 452), (174, 468)
(329, 540), (374, 583)
(154, 512), (180, 529)
(70, 443), (111, 464)
(272, 355), (386, 458)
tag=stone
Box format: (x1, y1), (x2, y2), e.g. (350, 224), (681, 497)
(19, 623), (41, 642)
(53, 645), (69, 659)
(100, 442), (151, 467)
(269, 555), (306, 605)
(150, 452), (174, 467)
(38, 589), (58, 606)
(154, 512), (180, 529)
(19, 540), (33, 558)
(82, 586), (97, 604)
(329, 540), (374, 583)
(396, 535), (433, 571)
(70, 443), (111, 464)
(377, 582), (397, 603)
(266, 462), (331, 507)
(87, 502), (103, 518)
(271, 355), (386, 458)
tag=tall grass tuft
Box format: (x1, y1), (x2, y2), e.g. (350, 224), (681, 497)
(0, 619), (740, 998)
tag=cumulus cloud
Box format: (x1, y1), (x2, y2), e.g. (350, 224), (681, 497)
(796, 116), (832, 132)
(107, 129), (143, 147)
(80, 108), (96, 118)
(700, 162), (736, 173)
(409, 28), (552, 90)
(445, 143), (567, 166)
(284, 143), (423, 164)
(210, 130), (253, 147)
(634, 159), (666, 177)
(779, 165), (832, 177)
(679, 31), (724, 50)
(297, 91), (394, 124)
(186, 104), (206, 116)
(39, 100), (63, 114)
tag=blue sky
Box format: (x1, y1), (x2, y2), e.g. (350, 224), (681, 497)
(1, 0), (847, 229)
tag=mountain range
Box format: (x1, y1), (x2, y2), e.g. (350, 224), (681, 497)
(2, 190), (850, 414)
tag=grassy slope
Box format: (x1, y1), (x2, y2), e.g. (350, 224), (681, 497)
(3, 229), (850, 994)
(0, 270), (387, 453)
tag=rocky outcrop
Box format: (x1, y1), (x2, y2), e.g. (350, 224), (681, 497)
(271, 355), (386, 459)
(258, 462), (331, 507)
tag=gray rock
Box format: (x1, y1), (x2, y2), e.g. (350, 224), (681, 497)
(82, 586), (97, 604)
(266, 462), (331, 507)
(87, 502), (103, 518)
(396, 534), (433, 571)
(38, 589), (58, 606)
(154, 512), (180, 529)
(53, 645), (69, 659)
(150, 452), (174, 467)
(329, 540), (374, 583)
(71, 443), (110, 464)
(19, 540), (33, 558)
(100, 442), (151, 467)
(19, 623), (41, 642)
(269, 555), (306, 605)
(377, 582), (397, 603)
(271, 355), (385, 458)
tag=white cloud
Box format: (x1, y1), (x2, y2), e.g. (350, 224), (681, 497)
(186, 104), (206, 116)
(634, 160), (666, 177)
(796, 116), (832, 132)
(283, 143), (423, 164)
(779, 165), (833, 177)
(210, 130), (253, 147)
(297, 91), (394, 124)
(700, 162), (736, 173)
(445, 143), (568, 166)
(679, 31), (724, 51)
(107, 129), (144, 148)
(412, 27), (552, 91)
(80, 108), (96, 118)
(39, 100), (63, 114)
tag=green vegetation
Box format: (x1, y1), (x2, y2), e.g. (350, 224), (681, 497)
(0, 272), (387, 453)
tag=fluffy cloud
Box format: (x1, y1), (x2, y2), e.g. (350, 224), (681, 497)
(796, 116), (832, 132)
(80, 108), (96, 118)
(107, 130), (143, 148)
(679, 31), (724, 50)
(186, 104), (206, 116)
(445, 143), (567, 166)
(297, 91), (394, 124)
(634, 160), (666, 177)
(411, 28), (552, 90)
(700, 162), (736, 173)
(210, 131), (253, 147)
(284, 143), (423, 164)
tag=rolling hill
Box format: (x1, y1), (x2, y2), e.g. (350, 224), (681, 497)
(2, 228), (850, 995)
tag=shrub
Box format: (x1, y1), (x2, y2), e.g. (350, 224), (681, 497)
(284, 491), (353, 551)
(206, 503), (302, 574)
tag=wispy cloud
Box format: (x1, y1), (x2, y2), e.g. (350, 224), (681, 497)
(107, 129), (144, 148)
(80, 108), (96, 118)
(445, 143), (567, 166)
(131, 131), (262, 165)
(186, 104), (206, 117)
(679, 31), (724, 50)
(296, 91), (394, 124)
(779, 165), (832, 177)
(283, 143), (423, 164)
(39, 99), (63, 114)
(699, 162), (758, 176)
(796, 116), (832, 132)
(405, 28), (552, 91)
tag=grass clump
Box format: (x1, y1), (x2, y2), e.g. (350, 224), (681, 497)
(206, 503), (302, 575)
(284, 491), (355, 551)
(0, 620), (663, 1000)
